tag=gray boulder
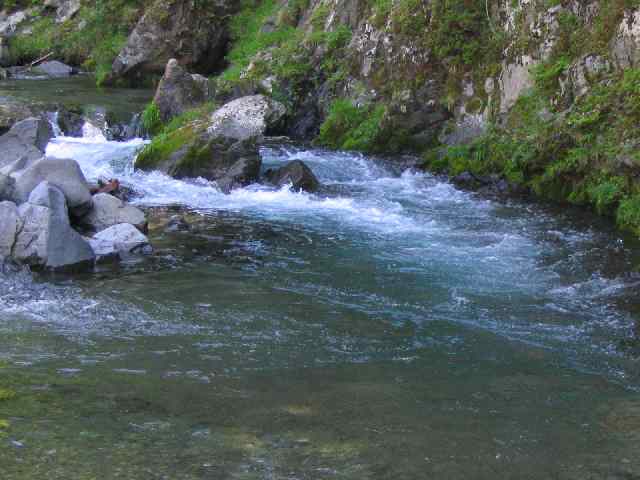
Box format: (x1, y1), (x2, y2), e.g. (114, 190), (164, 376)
(80, 193), (147, 233)
(90, 223), (151, 260)
(32, 60), (75, 78)
(12, 158), (93, 216)
(0, 117), (53, 168)
(108, 0), (237, 84)
(265, 160), (320, 192)
(168, 136), (262, 191)
(0, 201), (21, 260)
(13, 182), (94, 270)
(207, 95), (286, 141)
(153, 59), (209, 122)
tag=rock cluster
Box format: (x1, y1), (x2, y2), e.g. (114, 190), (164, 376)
(138, 63), (323, 194)
(0, 117), (151, 270)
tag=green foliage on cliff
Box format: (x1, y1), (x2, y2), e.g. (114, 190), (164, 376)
(425, 66), (640, 236)
(317, 99), (388, 152)
(141, 102), (162, 136)
(6, 0), (144, 85)
(220, 0), (296, 84)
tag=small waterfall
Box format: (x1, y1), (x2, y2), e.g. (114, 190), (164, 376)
(81, 121), (107, 142)
(47, 111), (63, 137)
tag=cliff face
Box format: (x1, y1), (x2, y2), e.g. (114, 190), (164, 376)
(204, 0), (640, 235)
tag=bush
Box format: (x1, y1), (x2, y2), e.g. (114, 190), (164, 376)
(318, 100), (391, 153)
(617, 195), (640, 235)
(141, 102), (162, 136)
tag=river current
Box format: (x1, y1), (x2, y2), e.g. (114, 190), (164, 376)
(1, 100), (640, 478)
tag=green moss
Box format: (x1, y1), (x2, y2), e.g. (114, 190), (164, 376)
(135, 126), (197, 169)
(136, 103), (216, 170)
(220, 0), (296, 86)
(0, 388), (16, 402)
(141, 102), (162, 136)
(531, 57), (570, 96)
(617, 195), (640, 235)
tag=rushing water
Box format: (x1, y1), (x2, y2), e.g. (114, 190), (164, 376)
(2, 94), (640, 478)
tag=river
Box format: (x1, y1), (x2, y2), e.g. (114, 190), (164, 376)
(1, 79), (640, 479)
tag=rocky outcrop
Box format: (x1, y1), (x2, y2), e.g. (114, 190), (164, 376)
(265, 160), (320, 193)
(499, 56), (536, 114)
(0, 117), (53, 169)
(80, 193), (147, 233)
(611, 9), (640, 69)
(153, 59), (210, 122)
(13, 181), (95, 270)
(561, 54), (611, 102)
(108, 0), (238, 83)
(43, 0), (81, 23)
(0, 10), (28, 37)
(11, 157), (93, 216)
(137, 95), (286, 192)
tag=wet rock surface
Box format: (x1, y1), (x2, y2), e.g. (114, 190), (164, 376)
(0, 117), (52, 167)
(12, 181), (95, 270)
(80, 193), (147, 234)
(11, 157), (93, 216)
(265, 160), (320, 193)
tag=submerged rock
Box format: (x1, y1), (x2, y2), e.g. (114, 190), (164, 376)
(165, 214), (190, 232)
(0, 117), (53, 168)
(81, 193), (147, 233)
(89, 223), (151, 261)
(265, 160), (320, 192)
(153, 59), (209, 122)
(11, 157), (93, 216)
(13, 182), (94, 270)
(30, 60), (76, 78)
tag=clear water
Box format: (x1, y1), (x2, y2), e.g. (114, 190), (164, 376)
(0, 76), (152, 124)
(1, 108), (640, 478)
